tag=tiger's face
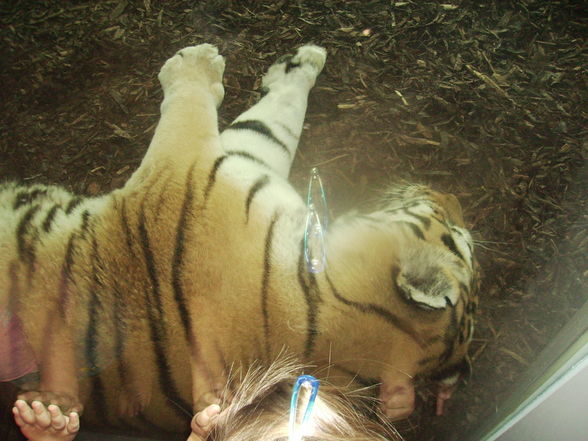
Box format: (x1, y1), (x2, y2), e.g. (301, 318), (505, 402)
(322, 185), (478, 419)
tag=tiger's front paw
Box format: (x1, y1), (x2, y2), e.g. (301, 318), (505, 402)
(379, 380), (415, 421)
(158, 44), (225, 106)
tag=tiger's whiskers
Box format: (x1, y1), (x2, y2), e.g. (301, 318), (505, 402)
(473, 239), (510, 254)
(166, 397), (193, 418)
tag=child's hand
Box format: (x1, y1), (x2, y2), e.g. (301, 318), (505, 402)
(188, 404), (222, 441)
(17, 391), (84, 415)
(13, 400), (79, 441)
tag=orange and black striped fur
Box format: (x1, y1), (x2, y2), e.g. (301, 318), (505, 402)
(0, 44), (478, 433)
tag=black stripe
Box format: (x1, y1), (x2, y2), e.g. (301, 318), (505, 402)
(245, 175), (270, 223)
(465, 296), (477, 315)
(397, 221), (425, 240)
(404, 199), (424, 209)
(458, 296), (467, 344)
(203, 155), (228, 203)
(326, 273), (426, 349)
(172, 163), (197, 349)
(458, 316), (467, 344)
(65, 197), (82, 214)
(56, 211), (92, 317)
(465, 240), (473, 255)
(85, 233), (101, 374)
(227, 120), (290, 156)
(14, 190), (30, 210)
(418, 354), (440, 367)
(85, 232), (108, 417)
(157, 179), (173, 219)
(16, 205), (40, 265)
(228, 151), (272, 169)
(204, 152), (272, 204)
(58, 232), (76, 318)
(431, 358), (470, 382)
(403, 208), (432, 229)
(285, 61), (301, 73)
(261, 213), (279, 360)
(424, 334), (443, 347)
(119, 199), (134, 253)
(42, 204), (60, 232)
(138, 207), (191, 416)
(276, 53), (294, 64)
(441, 233), (465, 261)
(297, 239), (321, 359)
(439, 297), (459, 365)
(79, 210), (91, 238)
(88, 377), (108, 425)
(116, 198), (135, 401)
(13, 188), (48, 210)
(431, 214), (446, 224)
(112, 282), (129, 390)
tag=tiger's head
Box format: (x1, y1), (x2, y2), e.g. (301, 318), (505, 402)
(322, 184), (478, 419)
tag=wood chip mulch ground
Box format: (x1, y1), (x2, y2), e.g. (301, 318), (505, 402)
(1, 1), (586, 440)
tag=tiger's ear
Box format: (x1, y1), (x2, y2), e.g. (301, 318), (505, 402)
(394, 243), (460, 310)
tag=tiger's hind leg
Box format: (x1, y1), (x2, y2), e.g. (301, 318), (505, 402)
(220, 45), (326, 178)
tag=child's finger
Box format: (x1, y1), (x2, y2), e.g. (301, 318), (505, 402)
(12, 406), (25, 427)
(47, 404), (66, 431)
(193, 404), (221, 434)
(191, 412), (208, 436)
(31, 401), (51, 428)
(13, 400), (36, 425)
(66, 412), (80, 434)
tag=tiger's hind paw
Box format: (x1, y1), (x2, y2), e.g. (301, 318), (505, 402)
(292, 44), (327, 73)
(262, 44), (326, 91)
(158, 44), (225, 106)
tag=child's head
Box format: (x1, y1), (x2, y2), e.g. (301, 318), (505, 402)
(190, 356), (402, 441)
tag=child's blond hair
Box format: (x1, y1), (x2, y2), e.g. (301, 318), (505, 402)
(206, 356), (402, 441)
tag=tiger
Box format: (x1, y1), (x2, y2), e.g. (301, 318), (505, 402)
(0, 43), (478, 434)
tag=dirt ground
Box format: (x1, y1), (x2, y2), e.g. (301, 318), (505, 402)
(1, 1), (586, 440)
